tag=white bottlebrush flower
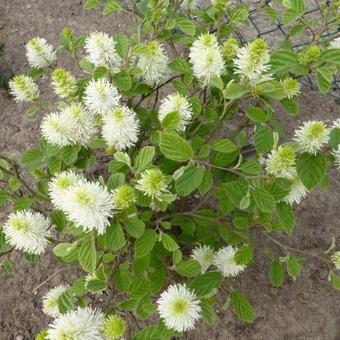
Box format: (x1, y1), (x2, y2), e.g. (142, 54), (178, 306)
(102, 314), (127, 340)
(84, 78), (121, 114)
(9, 75), (39, 102)
(46, 307), (105, 340)
(112, 185), (136, 210)
(294, 120), (330, 154)
(49, 171), (84, 210)
(157, 284), (201, 332)
(3, 210), (52, 255)
(85, 31), (121, 68)
(136, 168), (169, 201)
(265, 145), (296, 178)
(282, 172), (309, 205)
(62, 181), (114, 234)
(332, 147), (340, 170)
(234, 38), (272, 85)
(51, 68), (77, 98)
(191, 245), (215, 274)
(41, 112), (72, 147)
(189, 34), (225, 85)
(330, 36), (340, 49)
(61, 103), (97, 145)
(41, 104), (96, 147)
(101, 106), (139, 150)
(331, 251), (340, 270)
(26, 37), (56, 68)
(137, 41), (169, 86)
(281, 77), (300, 99)
(158, 93), (193, 132)
(212, 246), (245, 277)
(42, 284), (69, 317)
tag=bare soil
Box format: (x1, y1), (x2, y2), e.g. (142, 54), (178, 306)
(0, 1), (340, 339)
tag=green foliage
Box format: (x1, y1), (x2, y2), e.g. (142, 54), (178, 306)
(3, 0), (340, 337)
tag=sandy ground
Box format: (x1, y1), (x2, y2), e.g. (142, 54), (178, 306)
(0, 1), (340, 339)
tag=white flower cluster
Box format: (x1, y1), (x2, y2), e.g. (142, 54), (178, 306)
(42, 284), (69, 317)
(49, 171), (114, 234)
(26, 37), (56, 68)
(265, 120), (339, 204)
(191, 244), (245, 277)
(41, 103), (97, 147)
(46, 307), (104, 340)
(3, 210), (53, 255)
(234, 38), (272, 85)
(84, 78), (121, 115)
(9, 75), (39, 103)
(157, 284), (201, 332)
(102, 105), (140, 150)
(137, 41), (169, 86)
(156, 244), (246, 333)
(294, 120), (330, 154)
(45, 305), (127, 340)
(158, 93), (193, 132)
(189, 33), (225, 85)
(85, 31), (121, 68)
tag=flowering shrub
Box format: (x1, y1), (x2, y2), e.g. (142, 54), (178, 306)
(1, 0), (340, 339)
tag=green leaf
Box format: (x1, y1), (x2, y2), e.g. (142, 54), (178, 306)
(211, 139), (237, 153)
(13, 197), (33, 211)
(331, 273), (340, 290)
(316, 67), (333, 94)
(176, 16), (195, 35)
(329, 128), (340, 150)
(283, 8), (302, 25)
(135, 230), (157, 258)
(286, 255), (303, 279)
(161, 233), (179, 251)
(114, 151), (131, 166)
(199, 169), (213, 195)
(113, 71), (132, 91)
(83, 0), (100, 10)
(224, 82), (248, 99)
(159, 131), (193, 162)
(134, 146), (155, 172)
(107, 173), (125, 191)
(239, 160), (262, 175)
(270, 50), (298, 72)
(296, 153), (326, 190)
(254, 127), (274, 153)
(103, 0), (122, 15)
(168, 58), (191, 73)
(210, 76), (224, 91)
(231, 291), (255, 322)
(245, 107), (267, 123)
(201, 299), (216, 324)
(0, 189), (10, 207)
(277, 202), (295, 233)
(21, 149), (44, 171)
(53, 242), (78, 258)
(191, 272), (223, 297)
(78, 236), (96, 273)
(230, 8), (249, 23)
(320, 49), (340, 66)
(175, 165), (204, 196)
(93, 66), (108, 79)
(61, 145), (80, 165)
(175, 259), (201, 277)
(252, 188), (276, 213)
(124, 217), (145, 238)
(161, 111), (180, 130)
(269, 260), (284, 287)
(105, 222), (126, 251)
(58, 290), (74, 314)
(235, 246), (253, 265)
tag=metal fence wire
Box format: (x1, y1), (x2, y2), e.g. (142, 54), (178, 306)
(233, 0), (340, 98)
